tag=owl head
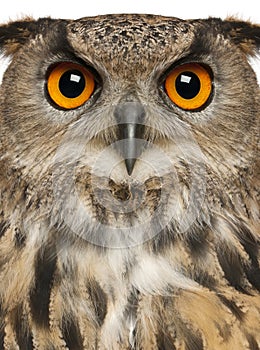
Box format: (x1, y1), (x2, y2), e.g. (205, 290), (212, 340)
(0, 15), (259, 250)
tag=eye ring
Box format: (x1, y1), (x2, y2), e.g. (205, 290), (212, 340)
(164, 63), (212, 111)
(47, 62), (95, 109)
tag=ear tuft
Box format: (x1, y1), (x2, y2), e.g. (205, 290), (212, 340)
(0, 17), (39, 55)
(223, 17), (260, 56)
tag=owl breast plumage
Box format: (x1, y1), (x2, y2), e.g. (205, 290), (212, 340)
(0, 14), (259, 350)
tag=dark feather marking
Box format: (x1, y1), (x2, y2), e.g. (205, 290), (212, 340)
(246, 333), (259, 350)
(0, 18), (64, 49)
(14, 227), (26, 247)
(0, 221), (12, 268)
(186, 225), (217, 291)
(88, 279), (107, 326)
(0, 220), (9, 238)
(62, 316), (84, 350)
(216, 247), (249, 294)
(184, 327), (204, 350)
(30, 239), (57, 328)
(244, 265), (260, 292)
(156, 330), (177, 350)
(0, 252), (12, 270)
(234, 225), (260, 292)
(222, 19), (260, 51)
(0, 325), (4, 350)
(217, 294), (245, 321)
(193, 270), (217, 290)
(124, 289), (139, 316)
(189, 23), (213, 57)
(0, 302), (5, 350)
(185, 224), (209, 256)
(235, 225), (259, 266)
(186, 234), (207, 255)
(11, 304), (34, 350)
(151, 224), (177, 253)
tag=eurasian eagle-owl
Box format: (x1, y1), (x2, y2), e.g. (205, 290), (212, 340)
(0, 14), (259, 350)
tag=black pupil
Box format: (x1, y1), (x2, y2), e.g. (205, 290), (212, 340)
(59, 70), (85, 98)
(175, 71), (201, 99)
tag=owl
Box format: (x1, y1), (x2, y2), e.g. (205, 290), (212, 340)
(0, 13), (259, 350)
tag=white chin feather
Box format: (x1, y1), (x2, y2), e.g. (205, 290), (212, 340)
(0, 53), (11, 85)
(248, 54), (260, 85)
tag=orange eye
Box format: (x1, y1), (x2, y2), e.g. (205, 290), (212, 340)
(47, 62), (95, 109)
(164, 63), (212, 110)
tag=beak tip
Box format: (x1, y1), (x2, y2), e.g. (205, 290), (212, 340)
(125, 158), (136, 176)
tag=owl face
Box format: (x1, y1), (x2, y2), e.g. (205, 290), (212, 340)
(0, 15), (259, 248)
(0, 15), (259, 350)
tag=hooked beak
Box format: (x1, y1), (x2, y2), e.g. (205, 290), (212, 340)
(114, 101), (145, 176)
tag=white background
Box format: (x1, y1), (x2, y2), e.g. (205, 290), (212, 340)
(0, 0), (259, 23)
